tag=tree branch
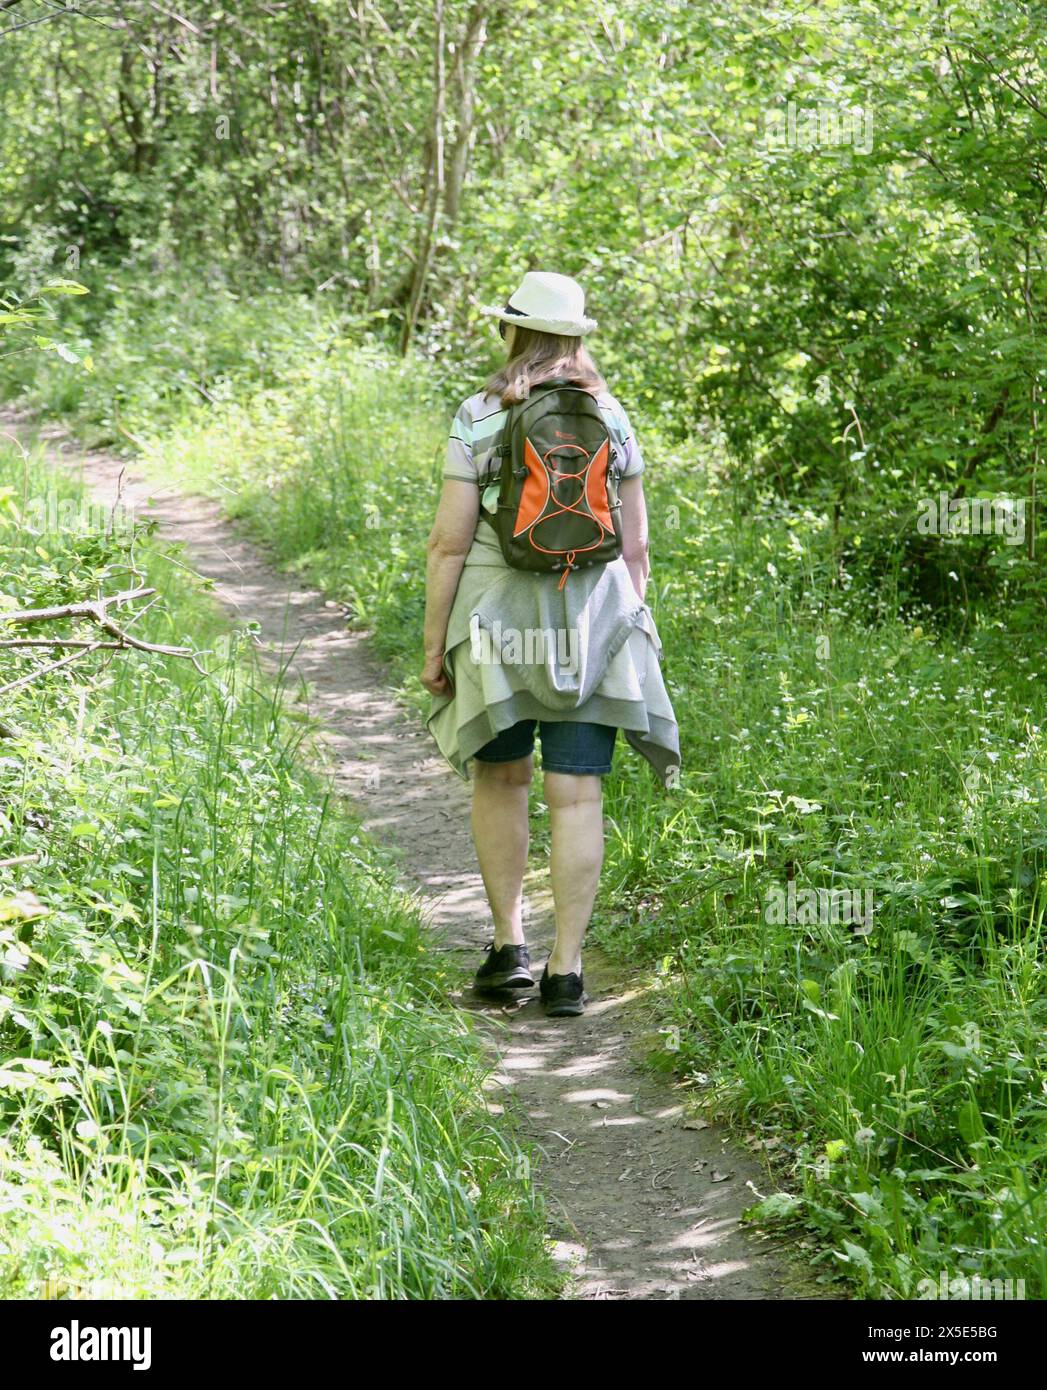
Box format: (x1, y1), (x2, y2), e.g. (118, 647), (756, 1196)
(1, 585), (193, 661)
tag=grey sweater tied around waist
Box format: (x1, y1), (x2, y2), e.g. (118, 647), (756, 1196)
(426, 520), (681, 784)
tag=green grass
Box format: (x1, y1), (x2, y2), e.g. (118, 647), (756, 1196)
(605, 466), (1047, 1298)
(4, 275), (1046, 1299)
(0, 437), (556, 1299)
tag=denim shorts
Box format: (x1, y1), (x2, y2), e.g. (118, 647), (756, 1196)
(473, 719), (618, 775)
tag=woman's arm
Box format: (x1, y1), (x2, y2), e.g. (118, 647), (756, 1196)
(421, 479), (481, 696)
(618, 474), (650, 601)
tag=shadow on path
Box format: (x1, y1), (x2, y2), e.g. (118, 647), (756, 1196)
(4, 409), (828, 1301)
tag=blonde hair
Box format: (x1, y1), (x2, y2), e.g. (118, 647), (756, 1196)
(484, 325), (607, 408)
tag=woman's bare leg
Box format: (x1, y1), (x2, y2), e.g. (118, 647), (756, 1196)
(471, 755), (533, 947)
(544, 771), (604, 976)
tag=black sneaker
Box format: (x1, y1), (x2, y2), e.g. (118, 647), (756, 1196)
(474, 942), (533, 993)
(539, 965), (586, 1017)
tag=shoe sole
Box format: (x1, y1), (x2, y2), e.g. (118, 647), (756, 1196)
(474, 969), (534, 992)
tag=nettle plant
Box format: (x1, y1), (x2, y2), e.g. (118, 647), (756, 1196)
(0, 278), (92, 375)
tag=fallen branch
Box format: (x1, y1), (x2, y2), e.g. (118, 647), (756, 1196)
(0, 639), (129, 650)
(0, 584), (203, 715)
(0, 853), (38, 870)
(3, 585), (154, 625)
(2, 585), (192, 658)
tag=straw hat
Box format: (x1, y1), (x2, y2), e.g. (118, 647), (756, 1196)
(480, 271), (597, 336)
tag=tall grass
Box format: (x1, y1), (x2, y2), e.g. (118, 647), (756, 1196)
(605, 458), (1047, 1298)
(5, 276), (1046, 1298)
(0, 438), (554, 1299)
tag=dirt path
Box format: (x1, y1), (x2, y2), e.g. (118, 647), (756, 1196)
(6, 409), (823, 1301)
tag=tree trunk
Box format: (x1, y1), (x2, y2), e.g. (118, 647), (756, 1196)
(400, 0), (447, 356)
(444, 1), (490, 225)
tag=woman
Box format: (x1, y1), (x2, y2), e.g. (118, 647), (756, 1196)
(421, 271), (680, 1017)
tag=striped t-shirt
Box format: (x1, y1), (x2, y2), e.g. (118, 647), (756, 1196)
(444, 387), (645, 512)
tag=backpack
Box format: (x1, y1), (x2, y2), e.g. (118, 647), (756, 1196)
(479, 380), (622, 589)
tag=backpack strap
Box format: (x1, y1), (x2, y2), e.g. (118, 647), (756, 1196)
(475, 399), (518, 530)
(476, 439), (511, 492)
(475, 406), (514, 503)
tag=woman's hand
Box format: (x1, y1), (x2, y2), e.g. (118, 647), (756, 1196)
(421, 652), (452, 697)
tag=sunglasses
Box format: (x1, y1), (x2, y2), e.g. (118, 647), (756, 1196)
(498, 306), (525, 341)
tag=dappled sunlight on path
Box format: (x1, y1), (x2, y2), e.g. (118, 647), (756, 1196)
(8, 407), (826, 1302)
